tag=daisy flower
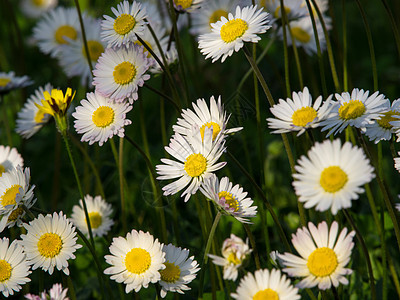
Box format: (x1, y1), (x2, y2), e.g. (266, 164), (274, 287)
(92, 45), (151, 103)
(71, 194), (114, 238)
(0, 145), (24, 176)
(101, 0), (147, 48)
(21, 211), (82, 275)
(15, 83), (53, 139)
(20, 0), (57, 19)
(320, 88), (387, 137)
(293, 139), (375, 215)
(200, 174), (257, 223)
(208, 234), (252, 281)
(172, 0), (204, 12)
(0, 237), (31, 297)
(25, 283), (68, 300)
(156, 129), (226, 202)
(365, 98), (400, 143)
(173, 95), (242, 142)
(190, 0), (236, 36)
(0, 71), (32, 95)
(104, 230), (165, 293)
(263, 0), (307, 21)
(198, 5), (271, 63)
(59, 17), (106, 87)
(231, 268), (300, 300)
(32, 7), (80, 58)
(393, 152), (400, 173)
(278, 221), (355, 290)
(267, 86), (332, 136)
(159, 244), (200, 298)
(72, 92), (132, 146)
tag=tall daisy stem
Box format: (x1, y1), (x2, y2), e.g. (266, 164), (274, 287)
(243, 224), (261, 269)
(343, 209), (376, 300)
(198, 212), (222, 300)
(118, 137), (127, 234)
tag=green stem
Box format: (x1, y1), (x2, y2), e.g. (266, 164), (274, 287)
(388, 254), (400, 298)
(343, 209), (376, 300)
(119, 137), (127, 233)
(198, 212), (222, 300)
(1, 96), (13, 146)
(243, 224), (261, 269)
(279, 0), (291, 96)
(65, 275), (77, 300)
(73, 0), (93, 71)
(143, 83), (180, 112)
(342, 0), (348, 91)
(380, 0), (400, 59)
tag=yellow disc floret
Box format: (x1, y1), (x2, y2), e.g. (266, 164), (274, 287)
(292, 107), (317, 127)
(113, 61), (136, 85)
(1, 185), (22, 207)
(92, 106), (115, 128)
(200, 122), (221, 141)
(54, 25), (77, 44)
(88, 212), (102, 229)
(320, 166), (348, 193)
(184, 154), (207, 177)
(84, 41), (104, 62)
(209, 9), (228, 26)
(253, 288), (279, 300)
(0, 164), (5, 176)
(35, 88), (76, 117)
(0, 260), (12, 282)
(174, 0), (193, 9)
(160, 262), (181, 283)
(220, 19), (248, 43)
(8, 207), (24, 222)
(227, 252), (241, 265)
(125, 248), (151, 274)
(291, 27), (311, 43)
(0, 78), (11, 87)
(113, 14), (136, 35)
(33, 0), (45, 6)
(307, 247), (338, 277)
(338, 100), (366, 120)
(377, 111), (400, 129)
(274, 5), (291, 19)
(37, 233), (63, 258)
(218, 191), (239, 212)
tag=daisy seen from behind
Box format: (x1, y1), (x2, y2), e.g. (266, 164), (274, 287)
(15, 83), (53, 139)
(200, 174), (257, 223)
(231, 268), (300, 300)
(0, 145), (23, 176)
(101, 0), (147, 48)
(320, 88), (387, 137)
(21, 211), (82, 275)
(0, 237), (31, 298)
(72, 91), (132, 146)
(71, 194), (114, 238)
(0, 71), (32, 95)
(208, 234), (252, 281)
(278, 221), (355, 290)
(32, 7), (80, 58)
(0, 166), (35, 233)
(159, 243), (200, 298)
(198, 5), (271, 63)
(104, 230), (165, 293)
(156, 129), (226, 202)
(93, 45), (151, 103)
(293, 139), (374, 215)
(267, 86), (332, 136)
(365, 98), (400, 143)
(173, 95), (242, 142)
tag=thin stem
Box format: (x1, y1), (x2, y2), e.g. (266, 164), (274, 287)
(243, 224), (261, 269)
(73, 0), (93, 71)
(380, 0), (400, 59)
(343, 209), (376, 300)
(143, 83), (180, 112)
(198, 212), (222, 300)
(65, 275), (77, 300)
(342, 0), (348, 91)
(119, 137), (127, 233)
(388, 254), (400, 298)
(279, 0), (291, 96)
(1, 96), (13, 146)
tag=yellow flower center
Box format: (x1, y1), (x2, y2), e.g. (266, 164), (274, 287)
(218, 191), (239, 212)
(307, 247), (338, 277)
(54, 25), (77, 44)
(320, 166), (348, 193)
(0, 164), (5, 176)
(125, 248), (151, 274)
(92, 106), (115, 128)
(377, 110), (400, 129)
(184, 154), (207, 177)
(34, 108), (47, 124)
(160, 262), (181, 283)
(227, 252), (241, 265)
(338, 100), (366, 120)
(37, 233), (63, 258)
(292, 106), (317, 127)
(83, 41), (104, 62)
(200, 122), (221, 141)
(113, 61), (136, 85)
(220, 19), (248, 43)
(209, 9), (229, 26)
(1, 185), (22, 207)
(0, 260), (12, 283)
(113, 14), (136, 35)
(291, 26), (311, 43)
(174, 0), (193, 9)
(88, 212), (102, 229)
(32, 0), (45, 6)
(253, 288), (279, 300)
(0, 78), (11, 87)
(8, 207), (24, 222)
(274, 6), (291, 18)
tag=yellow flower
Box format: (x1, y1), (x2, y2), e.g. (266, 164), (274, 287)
(36, 88), (75, 117)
